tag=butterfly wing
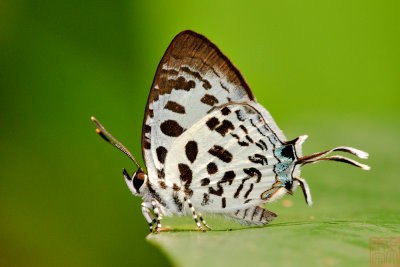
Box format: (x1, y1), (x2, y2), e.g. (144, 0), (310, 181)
(142, 30), (268, 181)
(164, 103), (293, 213)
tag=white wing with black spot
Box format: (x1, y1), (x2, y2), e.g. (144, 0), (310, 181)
(163, 103), (292, 213)
(141, 31), (284, 183)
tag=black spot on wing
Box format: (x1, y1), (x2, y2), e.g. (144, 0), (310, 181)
(156, 146), (167, 164)
(164, 101), (185, 114)
(206, 117), (219, 130)
(255, 139), (268, 151)
(231, 133), (249, 146)
(201, 193), (210, 206)
(251, 206), (261, 220)
(144, 124), (151, 133)
(245, 135), (254, 143)
(234, 177), (250, 199)
(215, 120), (234, 136)
(243, 167), (262, 183)
(238, 140), (249, 146)
(244, 183), (254, 198)
(161, 68), (179, 76)
(239, 125), (248, 134)
(235, 109), (247, 121)
(209, 185), (223, 196)
(167, 76), (195, 91)
(157, 170), (165, 180)
(243, 208), (249, 218)
(234, 182), (244, 198)
(160, 120), (184, 137)
(209, 171), (236, 197)
(221, 107), (231, 115)
(248, 154), (268, 165)
(250, 119), (266, 136)
(173, 183), (181, 191)
(201, 94), (219, 106)
(158, 181), (167, 189)
(185, 141), (198, 163)
(220, 82), (230, 92)
(178, 163), (193, 196)
(231, 133), (240, 140)
(207, 162), (218, 174)
(220, 171), (235, 185)
(200, 178), (210, 186)
(208, 145), (233, 163)
(181, 66), (212, 89)
(144, 141), (151, 149)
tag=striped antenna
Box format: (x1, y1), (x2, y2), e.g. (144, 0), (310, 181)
(91, 116), (141, 169)
(297, 146), (370, 170)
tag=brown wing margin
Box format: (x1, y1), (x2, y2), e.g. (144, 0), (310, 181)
(141, 30), (256, 165)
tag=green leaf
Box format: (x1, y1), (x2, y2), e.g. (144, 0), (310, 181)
(148, 219), (399, 266)
(148, 206), (399, 266)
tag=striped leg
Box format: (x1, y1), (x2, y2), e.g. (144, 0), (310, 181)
(197, 211), (212, 230)
(151, 198), (163, 233)
(184, 197), (206, 232)
(141, 202), (155, 233)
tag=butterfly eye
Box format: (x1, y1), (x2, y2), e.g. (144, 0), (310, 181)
(133, 171), (146, 192)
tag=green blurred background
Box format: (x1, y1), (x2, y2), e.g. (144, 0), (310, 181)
(0, 0), (399, 266)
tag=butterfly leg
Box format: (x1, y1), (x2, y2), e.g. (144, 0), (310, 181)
(151, 198), (163, 233)
(184, 196), (206, 232)
(197, 211), (212, 230)
(141, 201), (156, 233)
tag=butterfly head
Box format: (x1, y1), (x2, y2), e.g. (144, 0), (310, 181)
(123, 168), (148, 196)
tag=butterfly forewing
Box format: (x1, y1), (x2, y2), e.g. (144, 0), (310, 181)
(142, 31), (259, 182)
(164, 103), (288, 212)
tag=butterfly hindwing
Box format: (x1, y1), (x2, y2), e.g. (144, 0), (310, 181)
(164, 103), (288, 213)
(142, 31), (258, 182)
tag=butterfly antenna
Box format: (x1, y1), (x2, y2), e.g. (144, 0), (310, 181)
(91, 116), (141, 169)
(296, 146), (370, 170)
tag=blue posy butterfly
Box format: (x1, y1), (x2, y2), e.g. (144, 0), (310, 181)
(92, 30), (369, 233)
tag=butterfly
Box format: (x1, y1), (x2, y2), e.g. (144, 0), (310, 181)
(91, 30), (370, 233)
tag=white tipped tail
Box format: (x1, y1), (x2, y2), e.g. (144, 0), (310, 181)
(334, 147), (369, 159)
(294, 178), (312, 206)
(297, 146), (370, 170)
